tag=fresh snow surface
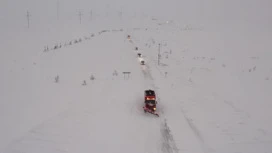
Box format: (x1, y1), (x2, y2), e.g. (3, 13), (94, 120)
(1, 0), (272, 153)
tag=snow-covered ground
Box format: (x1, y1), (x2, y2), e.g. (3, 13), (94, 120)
(1, 0), (272, 153)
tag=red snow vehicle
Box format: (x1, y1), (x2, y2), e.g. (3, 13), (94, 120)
(143, 89), (159, 117)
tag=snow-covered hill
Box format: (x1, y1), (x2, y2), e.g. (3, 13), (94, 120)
(1, 0), (272, 153)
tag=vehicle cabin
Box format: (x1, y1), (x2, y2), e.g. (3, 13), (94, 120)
(144, 90), (156, 104)
(141, 60), (145, 65)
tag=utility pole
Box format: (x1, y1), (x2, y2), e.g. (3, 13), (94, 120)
(90, 10), (92, 21)
(158, 43), (161, 65)
(57, 1), (59, 20)
(26, 11), (30, 28)
(119, 10), (122, 20)
(106, 4), (109, 17)
(78, 11), (82, 24)
(119, 7), (123, 20)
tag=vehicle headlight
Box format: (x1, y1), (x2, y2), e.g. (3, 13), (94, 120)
(153, 108), (156, 111)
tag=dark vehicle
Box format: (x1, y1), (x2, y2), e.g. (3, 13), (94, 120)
(141, 60), (145, 65)
(143, 89), (159, 116)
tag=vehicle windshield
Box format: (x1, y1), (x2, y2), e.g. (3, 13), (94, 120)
(146, 100), (156, 105)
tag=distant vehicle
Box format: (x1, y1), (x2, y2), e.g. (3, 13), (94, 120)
(140, 60), (145, 65)
(143, 89), (159, 116)
(138, 56), (145, 65)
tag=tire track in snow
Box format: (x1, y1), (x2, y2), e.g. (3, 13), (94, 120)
(180, 106), (213, 153)
(143, 63), (178, 153)
(160, 119), (179, 153)
(142, 63), (179, 153)
(127, 37), (179, 153)
(141, 64), (154, 80)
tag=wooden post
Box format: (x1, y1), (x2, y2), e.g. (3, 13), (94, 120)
(26, 11), (30, 28)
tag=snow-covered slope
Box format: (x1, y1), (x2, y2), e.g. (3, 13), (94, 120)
(130, 22), (272, 153)
(1, 0), (272, 153)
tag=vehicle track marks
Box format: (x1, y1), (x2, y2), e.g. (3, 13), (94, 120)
(180, 106), (213, 153)
(160, 119), (179, 153)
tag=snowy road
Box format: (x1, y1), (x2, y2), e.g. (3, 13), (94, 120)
(1, 9), (272, 153)
(3, 28), (178, 153)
